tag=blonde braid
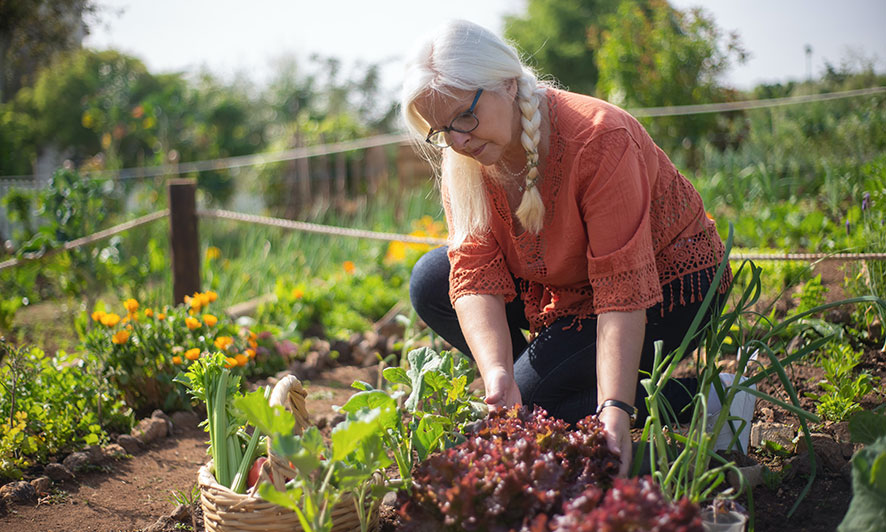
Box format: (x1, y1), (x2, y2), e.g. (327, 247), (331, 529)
(514, 76), (544, 233)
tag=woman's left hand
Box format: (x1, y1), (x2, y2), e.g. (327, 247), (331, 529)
(598, 407), (633, 477)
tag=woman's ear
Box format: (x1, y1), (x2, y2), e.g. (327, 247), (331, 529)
(507, 78), (518, 99)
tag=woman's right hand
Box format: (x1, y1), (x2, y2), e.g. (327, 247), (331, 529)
(483, 368), (522, 410)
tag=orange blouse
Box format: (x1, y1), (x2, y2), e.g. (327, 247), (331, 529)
(445, 89), (731, 333)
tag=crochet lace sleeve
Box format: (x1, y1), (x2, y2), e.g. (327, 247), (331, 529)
(440, 183), (516, 306)
(579, 129), (662, 313)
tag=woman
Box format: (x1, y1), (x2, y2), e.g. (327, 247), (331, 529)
(402, 19), (732, 475)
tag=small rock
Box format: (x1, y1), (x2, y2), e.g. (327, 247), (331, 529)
(62, 451), (90, 471)
(348, 332), (364, 348)
(170, 411), (200, 432)
(759, 406), (775, 423)
(117, 434), (142, 455)
(362, 331), (380, 351)
(350, 342), (370, 366)
(29, 477), (51, 497)
(132, 416), (168, 445)
(785, 452), (812, 478)
(312, 339), (331, 355)
(44, 463), (74, 483)
(172, 503), (191, 522)
(749, 422), (796, 450)
(83, 444), (104, 464)
(795, 433), (848, 473)
(103, 443), (127, 459)
(381, 490), (398, 508)
(357, 339), (379, 367)
(0, 481), (37, 504)
(727, 464), (765, 491)
(152, 410), (175, 434)
(830, 421), (852, 443)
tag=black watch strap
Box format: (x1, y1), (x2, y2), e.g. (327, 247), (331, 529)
(596, 399), (638, 425)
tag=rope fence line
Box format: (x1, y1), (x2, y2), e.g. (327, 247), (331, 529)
(2, 86), (882, 184)
(198, 209), (448, 246)
(0, 210), (168, 272)
(3, 207), (886, 275)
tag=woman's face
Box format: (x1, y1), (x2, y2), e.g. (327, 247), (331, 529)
(414, 83), (521, 166)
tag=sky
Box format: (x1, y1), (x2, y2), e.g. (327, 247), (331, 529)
(83, 0), (886, 94)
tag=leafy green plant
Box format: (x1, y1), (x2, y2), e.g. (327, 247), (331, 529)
(0, 339), (133, 480)
(838, 434), (886, 531)
(338, 348), (487, 490)
(236, 389), (390, 532)
(806, 343), (876, 422)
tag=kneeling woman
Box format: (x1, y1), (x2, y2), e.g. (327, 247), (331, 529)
(402, 20), (731, 475)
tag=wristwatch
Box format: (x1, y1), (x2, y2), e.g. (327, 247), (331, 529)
(596, 399), (638, 426)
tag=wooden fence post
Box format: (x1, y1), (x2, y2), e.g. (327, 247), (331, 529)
(168, 179), (201, 304)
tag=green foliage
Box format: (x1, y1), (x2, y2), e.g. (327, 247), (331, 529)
(849, 410), (886, 445)
(595, 0), (746, 169)
(838, 435), (886, 532)
(504, 0), (621, 95)
(807, 343), (876, 422)
(0, 339), (133, 481)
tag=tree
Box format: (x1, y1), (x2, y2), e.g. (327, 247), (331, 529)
(594, 0), (747, 170)
(0, 0), (97, 103)
(504, 0), (622, 95)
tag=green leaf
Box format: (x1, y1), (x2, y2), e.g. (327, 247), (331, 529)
(338, 391), (400, 430)
(405, 347), (442, 412)
(383, 366), (410, 387)
(331, 408), (382, 462)
(839, 435), (886, 531)
(849, 411), (886, 445)
(871, 453), (886, 497)
(234, 388), (295, 437)
(272, 433), (321, 477)
(412, 414), (447, 461)
(351, 380), (374, 391)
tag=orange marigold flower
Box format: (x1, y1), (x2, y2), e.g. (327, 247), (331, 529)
(112, 330), (130, 345)
(214, 336), (234, 350)
(206, 246), (221, 261)
(343, 260), (356, 274)
(248, 330), (257, 342)
(123, 298), (139, 314)
(248, 339), (258, 349)
(185, 348), (201, 361)
(705, 211), (715, 221)
(185, 317), (201, 330)
(224, 357), (238, 369)
(157, 312), (167, 320)
(144, 308), (154, 318)
(206, 291), (218, 303)
(101, 313), (121, 327)
(235, 354), (248, 366)
(290, 288), (304, 299)
(245, 348), (256, 359)
(91, 310), (107, 322)
(203, 314), (218, 327)
(172, 356), (183, 365)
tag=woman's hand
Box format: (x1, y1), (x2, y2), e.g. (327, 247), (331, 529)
(483, 368), (522, 410)
(598, 407), (633, 477)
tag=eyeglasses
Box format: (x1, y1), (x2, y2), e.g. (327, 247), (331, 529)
(425, 89), (483, 148)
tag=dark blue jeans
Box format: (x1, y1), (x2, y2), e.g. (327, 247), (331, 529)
(409, 246), (715, 425)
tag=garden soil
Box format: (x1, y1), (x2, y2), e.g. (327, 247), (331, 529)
(2, 261), (883, 531)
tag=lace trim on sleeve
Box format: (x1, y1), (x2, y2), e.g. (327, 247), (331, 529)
(448, 254), (517, 305)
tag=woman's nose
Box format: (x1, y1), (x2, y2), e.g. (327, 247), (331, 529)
(448, 130), (472, 150)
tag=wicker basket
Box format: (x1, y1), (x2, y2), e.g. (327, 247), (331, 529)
(198, 375), (380, 532)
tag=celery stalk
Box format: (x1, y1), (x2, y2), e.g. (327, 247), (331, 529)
(214, 369), (230, 486)
(231, 385), (271, 493)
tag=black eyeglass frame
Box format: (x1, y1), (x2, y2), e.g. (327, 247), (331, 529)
(425, 89), (483, 148)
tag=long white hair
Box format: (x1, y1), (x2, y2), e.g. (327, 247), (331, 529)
(400, 19), (548, 246)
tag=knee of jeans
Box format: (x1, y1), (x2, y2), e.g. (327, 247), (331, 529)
(409, 248), (449, 317)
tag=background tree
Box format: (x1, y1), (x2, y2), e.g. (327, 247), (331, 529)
(0, 0), (97, 103)
(504, 0), (622, 95)
(594, 0), (747, 170)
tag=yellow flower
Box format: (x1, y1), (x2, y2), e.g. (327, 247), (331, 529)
(172, 356), (183, 365)
(206, 246), (221, 261)
(385, 241), (407, 263)
(101, 313), (121, 327)
(235, 354), (248, 366)
(290, 288), (304, 299)
(157, 312), (167, 320)
(91, 310), (106, 322)
(248, 339), (258, 349)
(185, 348), (201, 361)
(112, 330), (130, 345)
(246, 348), (256, 359)
(206, 291), (218, 303)
(144, 308), (154, 318)
(123, 298), (139, 314)
(214, 336), (234, 351)
(224, 357), (238, 369)
(185, 317), (201, 330)
(343, 260), (356, 275)
(202, 314), (218, 327)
